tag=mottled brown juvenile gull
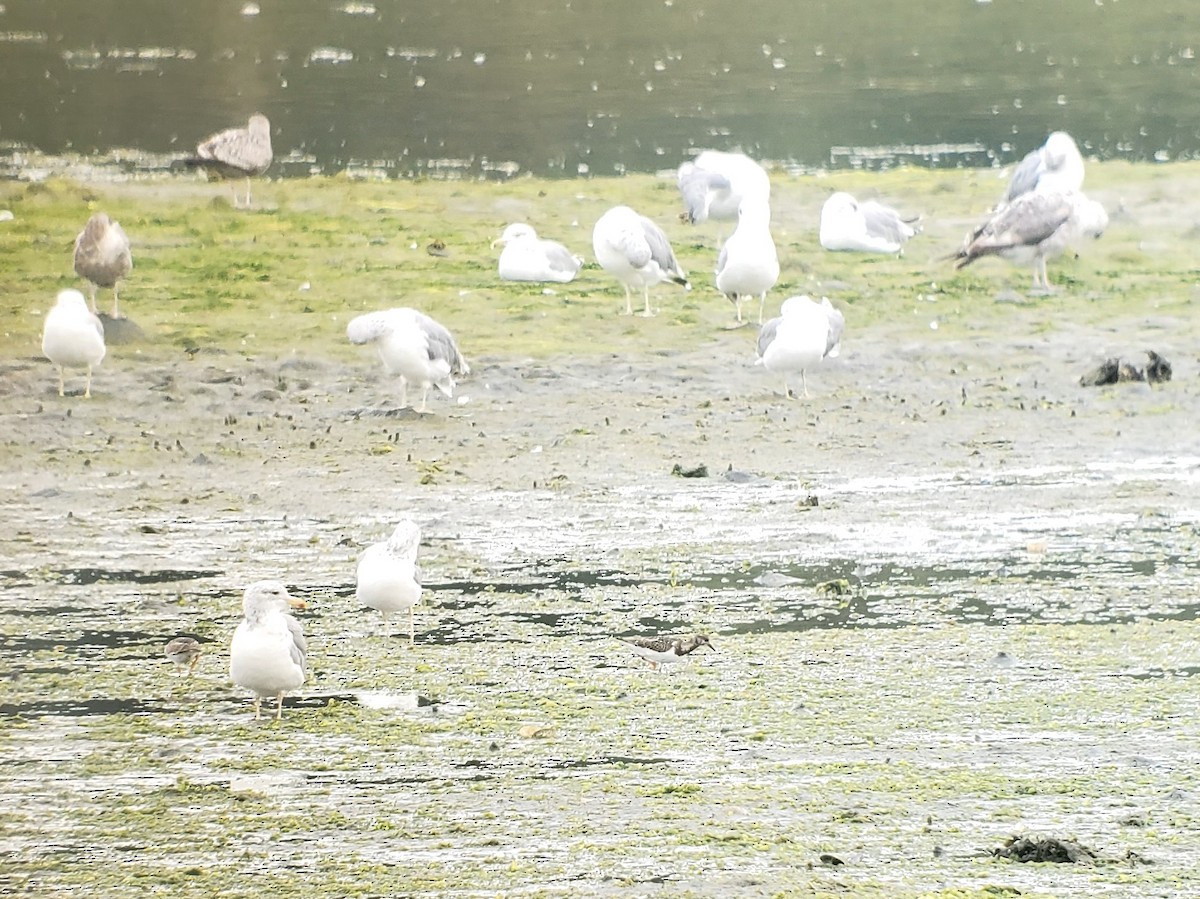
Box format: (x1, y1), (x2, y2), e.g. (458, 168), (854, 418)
(491, 223), (584, 283)
(592, 205), (690, 316)
(819, 192), (919, 254)
(347, 307), (470, 412)
(356, 519), (423, 644)
(229, 581), (307, 721)
(677, 150), (771, 228)
(715, 196), (779, 325)
(73, 212), (132, 318)
(954, 190), (1108, 292)
(41, 289), (106, 398)
(186, 113), (273, 207)
(1003, 131), (1085, 203)
(756, 295), (845, 399)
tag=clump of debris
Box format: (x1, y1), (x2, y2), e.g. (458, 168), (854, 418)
(993, 835), (1097, 864)
(1080, 350), (1172, 387)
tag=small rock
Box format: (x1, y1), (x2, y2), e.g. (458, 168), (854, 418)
(671, 462), (709, 478)
(518, 724), (556, 739)
(993, 835), (1096, 863)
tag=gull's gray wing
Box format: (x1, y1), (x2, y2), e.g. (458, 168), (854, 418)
(543, 240), (583, 277)
(823, 302), (846, 357)
(1003, 147), (1045, 202)
(757, 316), (781, 358)
(677, 164), (730, 224)
(417, 312), (470, 376)
(286, 615), (307, 669)
(860, 201), (915, 244)
(638, 215), (683, 277)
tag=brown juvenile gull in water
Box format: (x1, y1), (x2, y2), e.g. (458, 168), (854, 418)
(73, 212), (132, 318)
(617, 634), (713, 670)
(953, 190), (1108, 293)
(186, 113), (273, 207)
(41, 289), (106, 398)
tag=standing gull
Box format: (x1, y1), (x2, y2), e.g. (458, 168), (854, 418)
(492, 223), (584, 283)
(819, 192), (919, 254)
(42, 289), (106, 398)
(677, 150), (771, 230)
(1003, 131), (1085, 203)
(229, 581), (307, 721)
(73, 212), (132, 317)
(185, 113), (273, 208)
(592, 205), (690, 317)
(756, 295), (845, 399)
(617, 634), (713, 671)
(347, 307), (470, 412)
(356, 519), (423, 644)
(715, 197), (779, 325)
(953, 190), (1108, 292)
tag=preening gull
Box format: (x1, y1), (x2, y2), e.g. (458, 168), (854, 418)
(491, 223), (584, 283)
(592, 205), (690, 316)
(715, 197), (779, 325)
(1003, 131), (1085, 202)
(617, 634), (713, 671)
(819, 192), (918, 254)
(165, 637), (203, 676)
(756, 295), (845, 398)
(347, 307), (470, 412)
(356, 519), (423, 644)
(185, 113), (273, 207)
(229, 581), (307, 721)
(954, 190), (1108, 291)
(73, 212), (132, 317)
(677, 150), (771, 227)
(42, 289), (106, 398)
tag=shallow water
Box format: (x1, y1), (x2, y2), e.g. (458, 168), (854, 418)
(2, 0), (1199, 177)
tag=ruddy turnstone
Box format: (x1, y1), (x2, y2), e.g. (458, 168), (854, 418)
(617, 633), (713, 670)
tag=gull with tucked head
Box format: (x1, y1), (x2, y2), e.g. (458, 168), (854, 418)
(42, 289), (106, 398)
(356, 519), (424, 644)
(492, 223), (584, 283)
(347, 307), (470, 412)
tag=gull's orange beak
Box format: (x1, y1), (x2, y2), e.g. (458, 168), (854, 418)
(287, 595), (307, 610)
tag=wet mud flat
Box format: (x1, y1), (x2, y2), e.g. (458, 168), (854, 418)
(2, 167), (1200, 897)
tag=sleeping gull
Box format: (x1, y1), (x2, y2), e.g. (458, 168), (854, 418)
(41, 289), (106, 398)
(356, 519), (423, 644)
(756, 295), (845, 398)
(229, 581), (307, 721)
(73, 212), (132, 317)
(819, 192), (918, 254)
(953, 190), (1108, 292)
(592, 205), (690, 316)
(347, 307), (470, 412)
(185, 113), (273, 208)
(1003, 131), (1085, 203)
(491, 223), (584, 283)
(617, 634), (713, 671)
(715, 196), (779, 325)
(677, 150), (771, 229)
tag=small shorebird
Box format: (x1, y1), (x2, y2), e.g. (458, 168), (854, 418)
(229, 581), (307, 720)
(41, 289), (106, 398)
(592, 205), (690, 317)
(346, 307), (470, 412)
(356, 519), (423, 643)
(617, 634), (713, 670)
(73, 212), (132, 317)
(185, 113), (273, 208)
(165, 637), (203, 676)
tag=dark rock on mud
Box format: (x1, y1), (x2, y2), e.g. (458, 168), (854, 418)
(994, 835), (1097, 863)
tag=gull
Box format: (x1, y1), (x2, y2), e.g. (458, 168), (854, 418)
(715, 197), (779, 325)
(491, 223), (584, 283)
(356, 519), (423, 644)
(73, 212), (132, 317)
(677, 150), (771, 231)
(953, 190), (1108, 292)
(185, 113), (273, 208)
(165, 637), (203, 676)
(819, 192), (919, 254)
(1003, 131), (1085, 203)
(41, 289), (106, 398)
(229, 581), (307, 721)
(756, 295), (845, 398)
(347, 307), (470, 412)
(592, 205), (690, 316)
(617, 634), (713, 671)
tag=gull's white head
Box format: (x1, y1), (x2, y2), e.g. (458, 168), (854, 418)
(386, 519), (422, 557)
(492, 223), (537, 248)
(55, 289), (91, 312)
(242, 580), (305, 615)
